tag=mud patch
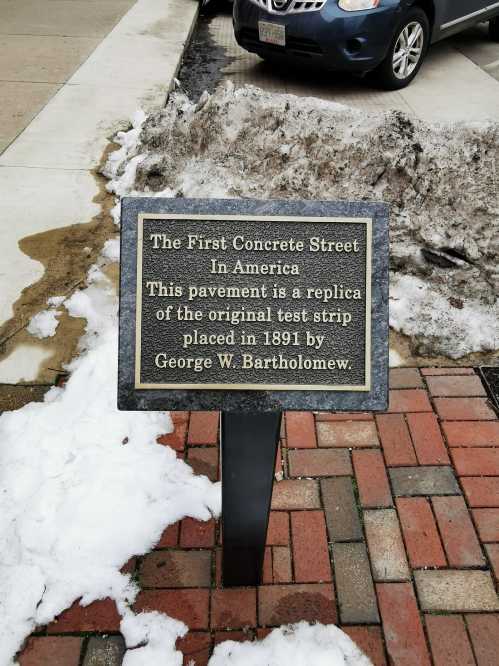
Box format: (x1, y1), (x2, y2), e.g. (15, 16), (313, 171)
(0, 145), (119, 384)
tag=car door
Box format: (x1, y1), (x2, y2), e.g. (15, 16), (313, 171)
(440, 0), (490, 30)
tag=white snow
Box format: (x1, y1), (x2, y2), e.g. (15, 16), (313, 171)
(390, 273), (499, 359)
(388, 348), (404, 367)
(120, 608), (187, 666)
(102, 237), (121, 262)
(210, 623), (372, 666)
(27, 308), (60, 338)
(105, 109), (149, 225)
(0, 264), (220, 665)
(47, 296), (66, 308)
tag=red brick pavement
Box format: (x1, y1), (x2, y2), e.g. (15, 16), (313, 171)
(18, 368), (499, 665)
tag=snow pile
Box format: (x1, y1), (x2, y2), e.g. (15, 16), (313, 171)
(390, 274), (499, 358)
(104, 83), (499, 359)
(210, 623), (372, 666)
(0, 264), (220, 665)
(120, 609), (186, 666)
(106, 109), (148, 224)
(27, 308), (60, 338)
(102, 237), (121, 262)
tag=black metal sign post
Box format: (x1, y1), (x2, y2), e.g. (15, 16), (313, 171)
(118, 197), (389, 589)
(221, 411), (281, 587)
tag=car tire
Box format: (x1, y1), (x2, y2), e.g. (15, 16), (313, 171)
(199, 0), (227, 15)
(490, 17), (499, 41)
(374, 7), (429, 90)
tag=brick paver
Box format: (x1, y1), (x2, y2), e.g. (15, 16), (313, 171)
(434, 397), (496, 420)
(288, 449), (352, 477)
(443, 420), (499, 446)
(376, 583), (431, 666)
(376, 414), (417, 466)
(24, 370), (499, 666)
(47, 599), (121, 633)
(290, 511), (331, 582)
(316, 421), (379, 448)
(134, 590), (210, 629)
(187, 447), (219, 481)
(388, 368), (424, 389)
(425, 615), (475, 666)
(415, 570), (499, 611)
(389, 466), (460, 496)
(426, 374), (487, 397)
(432, 496), (485, 566)
(176, 632), (211, 666)
(342, 627), (387, 666)
(180, 518), (216, 548)
(156, 522), (179, 547)
(451, 447), (499, 475)
(211, 589), (257, 629)
(19, 637), (83, 666)
(140, 550), (211, 588)
(188, 411), (219, 445)
(387, 389), (432, 413)
(473, 508), (499, 541)
(353, 449), (392, 508)
(396, 497), (446, 568)
(271, 479), (320, 509)
(157, 420), (187, 450)
(485, 543), (499, 583)
(272, 546), (292, 583)
(266, 511), (290, 545)
(285, 411), (317, 448)
(466, 613), (499, 665)
(321, 476), (363, 541)
(258, 584), (337, 626)
(333, 542), (379, 623)
(406, 412), (449, 465)
(82, 637), (125, 666)
(364, 509), (410, 582)
(462, 477), (499, 507)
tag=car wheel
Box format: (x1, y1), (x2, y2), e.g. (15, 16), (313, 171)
(490, 17), (499, 41)
(374, 7), (429, 90)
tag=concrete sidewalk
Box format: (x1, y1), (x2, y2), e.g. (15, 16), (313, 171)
(0, 0), (135, 154)
(18, 368), (499, 665)
(0, 0), (199, 386)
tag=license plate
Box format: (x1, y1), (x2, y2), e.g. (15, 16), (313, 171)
(258, 20), (285, 47)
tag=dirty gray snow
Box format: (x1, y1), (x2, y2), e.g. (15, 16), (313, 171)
(105, 83), (499, 359)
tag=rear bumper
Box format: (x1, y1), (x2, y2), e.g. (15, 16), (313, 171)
(233, 0), (401, 72)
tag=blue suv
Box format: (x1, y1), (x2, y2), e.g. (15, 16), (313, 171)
(233, 0), (499, 88)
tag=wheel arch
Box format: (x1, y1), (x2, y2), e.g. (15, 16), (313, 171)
(407, 0), (436, 39)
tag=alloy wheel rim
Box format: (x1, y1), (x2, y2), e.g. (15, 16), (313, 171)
(392, 21), (424, 80)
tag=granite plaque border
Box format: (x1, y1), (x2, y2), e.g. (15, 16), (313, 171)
(118, 197), (389, 412)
